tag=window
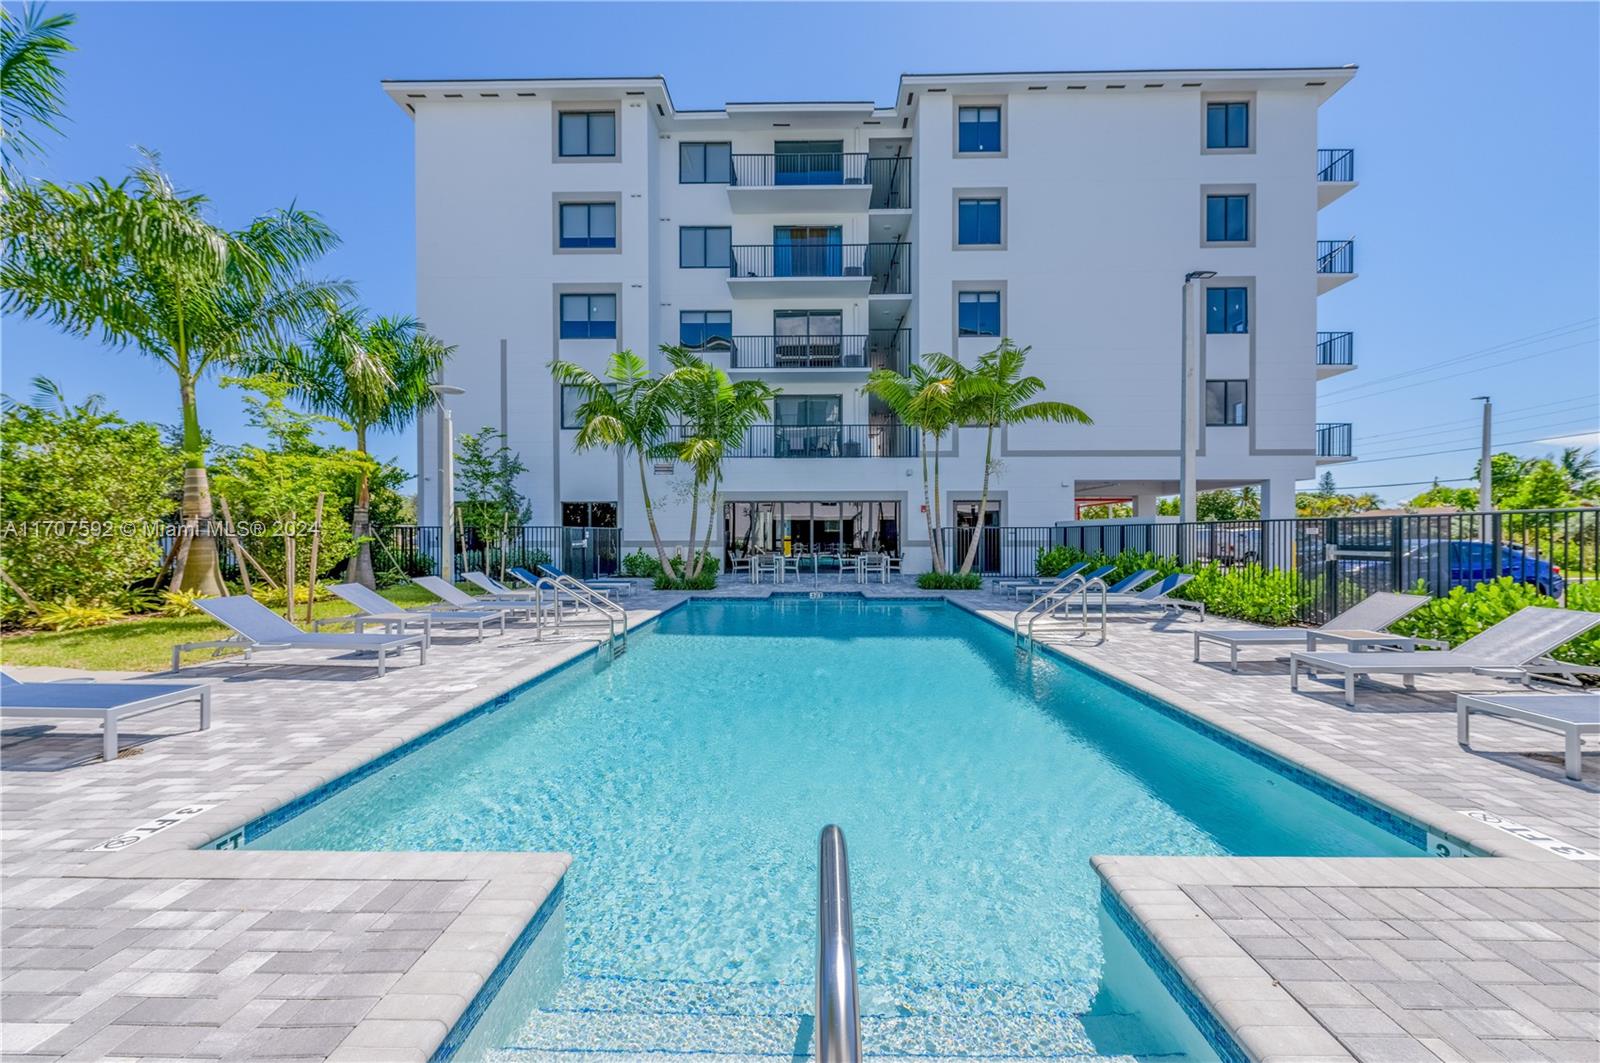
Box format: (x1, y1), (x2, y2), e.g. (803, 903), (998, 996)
(559, 293), (616, 339)
(562, 501), (617, 528)
(1206, 102), (1249, 149)
(1206, 380), (1248, 426)
(558, 111), (616, 157)
(774, 310), (844, 366)
(774, 140), (843, 185)
(958, 291), (1001, 336)
(1206, 287), (1248, 334)
(680, 141), (732, 184)
(774, 395), (842, 425)
(560, 384), (614, 429)
(958, 106), (1002, 153)
(680, 226), (732, 269)
(1205, 194), (1249, 242)
(957, 198), (1002, 245)
(680, 310), (732, 349)
(558, 202), (617, 249)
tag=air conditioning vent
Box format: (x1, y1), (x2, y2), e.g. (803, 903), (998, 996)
(653, 462), (675, 475)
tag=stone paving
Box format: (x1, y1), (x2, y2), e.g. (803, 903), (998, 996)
(1, 578), (1596, 1062)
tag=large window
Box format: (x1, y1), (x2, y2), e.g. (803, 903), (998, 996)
(679, 141), (732, 184)
(680, 226), (733, 269)
(1206, 287), (1248, 334)
(958, 291), (1001, 336)
(562, 501), (617, 528)
(958, 106), (1002, 153)
(558, 202), (617, 249)
(559, 293), (616, 339)
(680, 310), (732, 349)
(774, 140), (844, 185)
(558, 111), (616, 158)
(1205, 194), (1249, 242)
(1206, 102), (1249, 149)
(774, 310), (843, 366)
(957, 197), (1002, 245)
(774, 395), (842, 425)
(1206, 380), (1248, 426)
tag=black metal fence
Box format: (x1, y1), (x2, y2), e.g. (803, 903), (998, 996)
(728, 154), (911, 209)
(1317, 148), (1355, 183)
(377, 526), (621, 581)
(1316, 331), (1354, 367)
(729, 242), (912, 294)
(727, 329), (909, 372)
(1317, 239), (1355, 275)
(1317, 422), (1354, 458)
(667, 423), (918, 459)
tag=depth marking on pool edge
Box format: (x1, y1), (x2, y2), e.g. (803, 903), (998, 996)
(1459, 809), (1598, 860)
(88, 804), (213, 852)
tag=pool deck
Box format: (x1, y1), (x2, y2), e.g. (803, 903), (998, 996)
(2, 579), (1595, 1061)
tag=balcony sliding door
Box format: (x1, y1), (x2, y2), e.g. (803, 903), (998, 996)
(774, 140), (843, 186)
(774, 226), (842, 278)
(774, 310), (843, 367)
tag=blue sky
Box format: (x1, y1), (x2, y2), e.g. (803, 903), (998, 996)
(4, 1), (1596, 503)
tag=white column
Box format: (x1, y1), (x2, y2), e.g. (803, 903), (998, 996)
(1260, 475), (1297, 521)
(1132, 491), (1162, 518)
(1178, 281), (1202, 522)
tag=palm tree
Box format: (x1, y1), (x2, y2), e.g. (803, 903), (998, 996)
(862, 362), (958, 573)
(954, 341), (1092, 575)
(1, 157), (347, 593)
(549, 350), (677, 573)
(1558, 446), (1599, 498)
(1, 5), (75, 177)
(267, 302), (453, 587)
(661, 348), (776, 580)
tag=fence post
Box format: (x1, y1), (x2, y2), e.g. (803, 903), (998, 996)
(1389, 516), (1405, 595)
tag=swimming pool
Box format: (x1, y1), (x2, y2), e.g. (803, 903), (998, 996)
(247, 598), (1425, 1059)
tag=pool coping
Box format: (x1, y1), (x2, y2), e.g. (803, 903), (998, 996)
(62, 593), (1586, 1062)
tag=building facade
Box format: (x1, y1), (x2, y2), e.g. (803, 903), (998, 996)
(390, 67), (1358, 573)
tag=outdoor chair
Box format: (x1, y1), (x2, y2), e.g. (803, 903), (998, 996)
(319, 583), (507, 645)
(1193, 592), (1438, 672)
(0, 670), (211, 764)
(179, 597), (426, 677)
(1457, 692), (1599, 780)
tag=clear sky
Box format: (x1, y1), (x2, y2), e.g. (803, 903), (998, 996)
(3, 1), (1596, 503)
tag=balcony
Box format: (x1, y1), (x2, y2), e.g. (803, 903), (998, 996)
(1316, 148), (1356, 207)
(725, 329), (909, 373)
(727, 154), (912, 213)
(727, 242), (911, 298)
(668, 423), (918, 459)
(1316, 330), (1355, 380)
(1316, 421), (1354, 464)
(1316, 239), (1356, 293)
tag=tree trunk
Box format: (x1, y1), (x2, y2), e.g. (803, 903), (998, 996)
(696, 474), (720, 579)
(958, 425), (996, 575)
(637, 453), (674, 573)
(347, 426), (377, 589)
(171, 375), (225, 596)
(682, 480), (701, 582)
(918, 431), (938, 574)
(931, 431), (947, 574)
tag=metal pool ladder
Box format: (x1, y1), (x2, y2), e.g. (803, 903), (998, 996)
(1013, 570), (1107, 654)
(816, 825), (861, 1063)
(533, 574), (629, 659)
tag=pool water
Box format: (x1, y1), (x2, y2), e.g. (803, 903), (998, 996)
(251, 599), (1420, 1059)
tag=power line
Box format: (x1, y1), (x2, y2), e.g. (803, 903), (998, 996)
(1318, 318), (1598, 400)
(1353, 395), (1599, 445)
(1339, 427), (1600, 467)
(1318, 339), (1599, 408)
(1353, 409), (1600, 459)
(1308, 476), (1475, 491)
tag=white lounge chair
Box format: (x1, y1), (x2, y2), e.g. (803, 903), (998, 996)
(1290, 607), (1600, 707)
(0, 670), (211, 764)
(317, 583), (507, 644)
(180, 597), (427, 677)
(1194, 591), (1438, 671)
(993, 562), (1088, 596)
(521, 563), (632, 597)
(1101, 572), (1204, 619)
(411, 577), (542, 621)
(462, 570), (543, 600)
(1457, 692), (1599, 780)
(1012, 564), (1115, 602)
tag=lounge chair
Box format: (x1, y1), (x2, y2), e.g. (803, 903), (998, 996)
(1194, 592), (1438, 672)
(1290, 607), (1600, 707)
(177, 597), (426, 677)
(462, 570), (544, 600)
(1011, 564), (1113, 602)
(1457, 692), (1599, 780)
(1049, 568), (1160, 607)
(529, 563), (633, 597)
(1101, 572), (1204, 619)
(0, 670), (211, 764)
(317, 583), (507, 644)
(411, 577), (542, 621)
(993, 562), (1088, 596)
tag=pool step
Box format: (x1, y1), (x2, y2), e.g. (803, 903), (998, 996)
(492, 974), (1182, 1059)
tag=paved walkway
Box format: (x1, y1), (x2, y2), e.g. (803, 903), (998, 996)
(2, 580), (1596, 1062)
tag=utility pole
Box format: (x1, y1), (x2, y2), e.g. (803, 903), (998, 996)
(1472, 395), (1492, 512)
(431, 383), (466, 581)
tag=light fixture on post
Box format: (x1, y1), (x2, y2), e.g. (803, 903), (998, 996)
(1179, 270), (1217, 526)
(429, 383), (466, 582)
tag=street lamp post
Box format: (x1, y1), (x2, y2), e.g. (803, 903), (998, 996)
(430, 383), (466, 581)
(1472, 395), (1492, 513)
(1179, 270), (1217, 525)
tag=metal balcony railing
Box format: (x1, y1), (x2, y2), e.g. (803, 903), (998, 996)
(1317, 239), (1355, 275)
(667, 423), (918, 459)
(729, 154), (912, 208)
(1317, 148), (1355, 183)
(1316, 331), (1354, 366)
(1317, 422), (1354, 458)
(727, 330), (910, 372)
(729, 242), (912, 294)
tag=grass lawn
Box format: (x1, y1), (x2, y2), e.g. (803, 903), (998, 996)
(1, 584), (450, 673)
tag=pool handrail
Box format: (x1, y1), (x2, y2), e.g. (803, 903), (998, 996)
(534, 573), (628, 658)
(816, 824), (862, 1063)
(1012, 566), (1104, 647)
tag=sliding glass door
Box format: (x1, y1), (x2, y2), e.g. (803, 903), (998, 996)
(773, 310), (844, 367)
(774, 225), (842, 278)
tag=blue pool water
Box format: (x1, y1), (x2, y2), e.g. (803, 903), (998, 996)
(250, 599), (1421, 1058)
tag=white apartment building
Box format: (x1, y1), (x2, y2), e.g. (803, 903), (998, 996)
(388, 67), (1358, 573)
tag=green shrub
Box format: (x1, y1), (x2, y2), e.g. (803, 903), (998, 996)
(158, 589), (205, 617)
(1173, 563), (1316, 626)
(109, 587), (162, 615)
(1035, 545), (1085, 578)
(917, 570), (983, 590)
(1390, 577), (1600, 668)
(654, 568), (717, 590)
(34, 596), (127, 631)
(622, 549), (664, 578)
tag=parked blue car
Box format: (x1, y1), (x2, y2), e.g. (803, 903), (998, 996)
(1399, 539), (1566, 598)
